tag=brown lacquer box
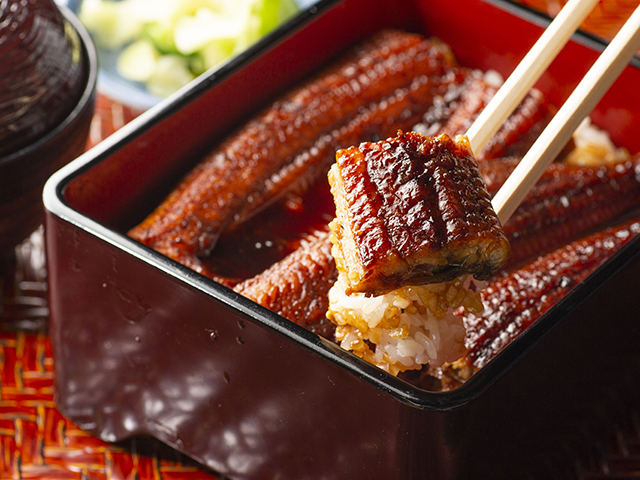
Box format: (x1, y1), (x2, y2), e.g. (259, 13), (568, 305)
(43, 0), (640, 479)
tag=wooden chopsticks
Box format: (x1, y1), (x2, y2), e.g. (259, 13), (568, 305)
(466, 0), (640, 225)
(492, 4), (640, 224)
(466, 0), (600, 155)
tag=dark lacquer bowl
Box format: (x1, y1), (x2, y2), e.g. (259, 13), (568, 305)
(0, 0), (97, 268)
(43, 0), (640, 479)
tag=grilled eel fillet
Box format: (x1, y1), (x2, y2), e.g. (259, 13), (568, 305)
(480, 154), (640, 267)
(328, 131), (510, 296)
(414, 69), (555, 161)
(234, 155), (640, 337)
(128, 30), (459, 274)
(234, 230), (337, 339)
(448, 217), (640, 381)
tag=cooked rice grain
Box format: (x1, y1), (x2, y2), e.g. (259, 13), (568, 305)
(327, 274), (483, 375)
(566, 117), (629, 166)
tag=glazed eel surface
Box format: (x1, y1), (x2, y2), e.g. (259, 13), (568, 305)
(328, 131), (510, 296)
(481, 154), (640, 267)
(414, 69), (555, 161)
(459, 217), (640, 372)
(129, 30), (459, 274)
(234, 230), (337, 339)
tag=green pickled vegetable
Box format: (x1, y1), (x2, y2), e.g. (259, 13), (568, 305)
(79, 0), (300, 97)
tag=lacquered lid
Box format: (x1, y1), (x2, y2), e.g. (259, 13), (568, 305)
(0, 0), (87, 158)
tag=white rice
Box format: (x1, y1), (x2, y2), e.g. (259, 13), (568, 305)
(483, 69), (503, 88)
(565, 116), (629, 166)
(326, 274), (484, 375)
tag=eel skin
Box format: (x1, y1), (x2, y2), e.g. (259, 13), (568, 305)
(414, 69), (555, 161)
(458, 217), (640, 374)
(234, 230), (337, 339)
(480, 154), (640, 267)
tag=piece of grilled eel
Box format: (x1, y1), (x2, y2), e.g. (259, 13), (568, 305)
(325, 131), (508, 374)
(328, 131), (510, 297)
(234, 230), (338, 339)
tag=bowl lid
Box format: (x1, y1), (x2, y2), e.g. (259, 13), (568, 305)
(0, 0), (88, 158)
